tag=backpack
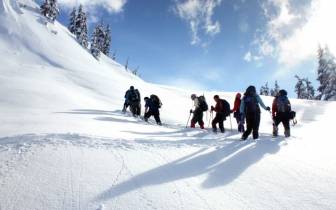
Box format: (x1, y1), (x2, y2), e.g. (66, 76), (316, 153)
(276, 95), (291, 113)
(135, 89), (141, 102)
(244, 95), (258, 114)
(129, 90), (139, 102)
(150, 94), (162, 108)
(198, 96), (208, 112)
(221, 99), (231, 117)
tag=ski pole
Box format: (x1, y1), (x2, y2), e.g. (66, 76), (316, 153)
(186, 112), (192, 128)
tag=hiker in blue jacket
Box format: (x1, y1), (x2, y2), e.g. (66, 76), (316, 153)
(240, 85), (270, 140)
(144, 95), (162, 125)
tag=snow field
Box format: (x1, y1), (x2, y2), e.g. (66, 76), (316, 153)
(0, 0), (336, 209)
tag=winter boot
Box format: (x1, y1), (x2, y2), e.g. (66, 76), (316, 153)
(252, 131), (259, 140)
(284, 129), (290, 137)
(273, 125), (278, 137)
(238, 124), (245, 132)
(241, 135), (247, 141)
(212, 128), (217, 134)
(200, 122), (205, 129)
(190, 121), (196, 128)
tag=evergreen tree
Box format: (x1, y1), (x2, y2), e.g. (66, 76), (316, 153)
(90, 24), (105, 58)
(102, 24), (111, 55)
(317, 46), (336, 101)
(125, 57), (129, 70)
(304, 78), (315, 100)
(75, 5), (88, 48)
(68, 7), (77, 34)
(111, 51), (117, 60)
(295, 75), (306, 99)
(40, 0), (59, 23)
(270, 80), (280, 96)
(260, 82), (269, 96)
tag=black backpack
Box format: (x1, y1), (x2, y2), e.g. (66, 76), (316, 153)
(221, 99), (231, 117)
(150, 94), (162, 108)
(276, 95), (291, 113)
(198, 96), (208, 112)
(129, 90), (139, 102)
(244, 95), (259, 114)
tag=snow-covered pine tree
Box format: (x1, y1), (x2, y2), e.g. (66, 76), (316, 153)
(270, 81), (280, 96)
(75, 5), (88, 48)
(90, 26), (101, 58)
(125, 57), (129, 70)
(40, 0), (59, 23)
(259, 86), (265, 95)
(295, 75), (306, 99)
(317, 46), (329, 100)
(111, 51), (117, 60)
(304, 78), (315, 100)
(316, 46), (336, 101)
(91, 24), (106, 59)
(68, 7), (77, 34)
(102, 24), (111, 55)
(324, 64), (336, 100)
(259, 82), (269, 96)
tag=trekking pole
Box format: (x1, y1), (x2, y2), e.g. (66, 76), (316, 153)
(229, 114), (233, 132)
(208, 111), (213, 128)
(186, 112), (192, 128)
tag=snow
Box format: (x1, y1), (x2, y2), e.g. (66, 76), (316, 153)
(1, 0), (336, 209)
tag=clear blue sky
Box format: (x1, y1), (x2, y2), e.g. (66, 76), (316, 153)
(53, 0), (334, 97)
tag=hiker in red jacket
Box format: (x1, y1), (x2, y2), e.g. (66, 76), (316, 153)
(272, 90), (291, 137)
(211, 95), (230, 133)
(231, 93), (245, 132)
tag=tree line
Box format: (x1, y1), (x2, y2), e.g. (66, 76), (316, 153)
(260, 46), (335, 101)
(40, 0), (140, 75)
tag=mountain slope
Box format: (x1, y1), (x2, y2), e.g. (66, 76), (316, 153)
(1, 0), (336, 209)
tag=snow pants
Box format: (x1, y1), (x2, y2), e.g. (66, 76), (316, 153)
(144, 110), (161, 125)
(191, 109), (204, 129)
(234, 111), (245, 132)
(130, 101), (141, 116)
(212, 113), (225, 133)
(242, 112), (261, 139)
(274, 112), (290, 136)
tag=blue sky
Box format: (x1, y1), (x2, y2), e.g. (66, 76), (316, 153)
(54, 0), (336, 97)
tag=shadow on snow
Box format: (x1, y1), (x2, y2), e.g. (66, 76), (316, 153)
(96, 135), (286, 201)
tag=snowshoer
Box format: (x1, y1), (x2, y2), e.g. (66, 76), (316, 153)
(122, 86), (141, 116)
(240, 86), (270, 140)
(272, 89), (291, 137)
(231, 93), (245, 132)
(210, 95), (230, 133)
(190, 94), (206, 129)
(144, 95), (162, 125)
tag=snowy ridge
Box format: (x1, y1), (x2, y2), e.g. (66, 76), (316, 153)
(0, 0), (336, 209)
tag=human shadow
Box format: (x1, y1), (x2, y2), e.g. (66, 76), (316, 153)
(96, 135), (284, 202)
(202, 135), (284, 188)
(56, 109), (118, 116)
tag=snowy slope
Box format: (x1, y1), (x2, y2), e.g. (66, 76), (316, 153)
(1, 0), (336, 209)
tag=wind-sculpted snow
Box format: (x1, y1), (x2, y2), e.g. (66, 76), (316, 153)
(1, 0), (336, 209)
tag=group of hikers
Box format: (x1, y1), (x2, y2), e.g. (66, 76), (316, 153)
(122, 86), (162, 125)
(122, 85), (295, 140)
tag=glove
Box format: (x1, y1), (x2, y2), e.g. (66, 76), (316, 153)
(266, 106), (271, 111)
(230, 110), (234, 114)
(190, 109), (193, 114)
(211, 106), (214, 111)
